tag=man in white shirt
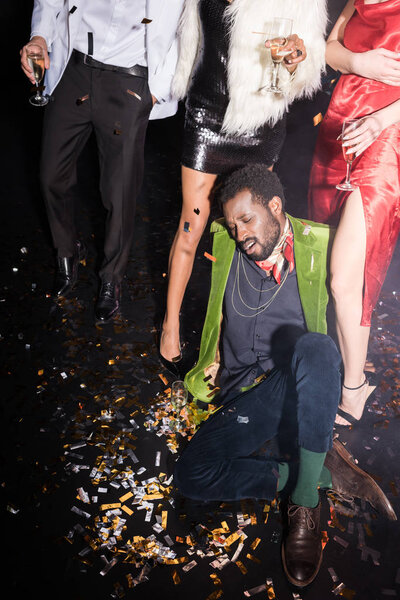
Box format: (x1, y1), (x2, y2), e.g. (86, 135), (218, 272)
(20, 0), (184, 322)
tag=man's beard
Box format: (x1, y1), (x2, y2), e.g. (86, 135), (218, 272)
(239, 216), (281, 261)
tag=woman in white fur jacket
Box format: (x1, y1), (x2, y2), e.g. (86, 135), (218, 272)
(160, 0), (328, 369)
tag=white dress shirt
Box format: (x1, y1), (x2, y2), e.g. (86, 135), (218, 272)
(73, 0), (147, 67)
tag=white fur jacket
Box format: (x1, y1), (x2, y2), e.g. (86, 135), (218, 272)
(172, 0), (327, 135)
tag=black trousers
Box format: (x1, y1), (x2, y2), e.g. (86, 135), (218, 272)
(174, 333), (341, 501)
(40, 53), (153, 283)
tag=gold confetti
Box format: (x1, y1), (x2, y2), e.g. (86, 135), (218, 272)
(142, 493), (163, 500)
(204, 252), (217, 262)
(206, 591), (223, 600)
(210, 573), (222, 586)
(100, 503), (121, 511)
(313, 112), (323, 126)
(162, 510), (168, 529)
(363, 523), (373, 538)
(224, 531), (240, 547)
(121, 505), (133, 516)
(321, 530), (329, 549)
(246, 553), (261, 564)
(235, 560), (248, 574)
(119, 491), (133, 503)
(339, 588), (356, 600)
(164, 557), (188, 565)
(250, 537), (261, 550)
(172, 569), (181, 585)
(159, 373), (169, 385)
(126, 89), (141, 101)
(266, 580), (276, 599)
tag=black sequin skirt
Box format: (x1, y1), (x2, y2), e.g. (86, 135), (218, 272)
(182, 0), (286, 175)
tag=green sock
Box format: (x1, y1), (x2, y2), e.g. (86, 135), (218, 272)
(318, 465), (332, 489)
(277, 462), (289, 492)
(291, 447), (327, 508)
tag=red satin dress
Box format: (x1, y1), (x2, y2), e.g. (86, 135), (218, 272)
(308, 0), (400, 326)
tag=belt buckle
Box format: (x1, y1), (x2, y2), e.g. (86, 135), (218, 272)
(83, 54), (91, 66)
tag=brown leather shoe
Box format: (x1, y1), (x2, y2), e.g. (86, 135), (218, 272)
(281, 499), (323, 587)
(325, 439), (397, 521)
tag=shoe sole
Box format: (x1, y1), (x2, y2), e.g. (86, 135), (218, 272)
(329, 440), (397, 521)
(54, 284), (76, 301)
(95, 314), (119, 325)
(95, 307), (120, 325)
(281, 540), (323, 588)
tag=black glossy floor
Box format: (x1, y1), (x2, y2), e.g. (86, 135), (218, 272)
(3, 3), (400, 599)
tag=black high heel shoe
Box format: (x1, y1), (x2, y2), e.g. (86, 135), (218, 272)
(158, 321), (186, 379)
(335, 371), (378, 429)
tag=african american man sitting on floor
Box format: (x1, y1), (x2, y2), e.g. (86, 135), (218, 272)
(174, 164), (396, 588)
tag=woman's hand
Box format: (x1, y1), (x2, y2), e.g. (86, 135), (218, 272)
(342, 114), (384, 158)
(265, 34), (307, 73)
(352, 48), (400, 86)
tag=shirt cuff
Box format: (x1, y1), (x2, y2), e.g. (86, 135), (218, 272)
(147, 80), (167, 104)
(30, 32), (52, 52)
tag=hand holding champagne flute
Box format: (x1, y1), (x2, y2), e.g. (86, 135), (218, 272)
(336, 118), (359, 191)
(264, 18), (293, 94)
(27, 44), (48, 106)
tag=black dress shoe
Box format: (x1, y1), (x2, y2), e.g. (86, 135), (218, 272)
(95, 282), (121, 323)
(282, 499), (323, 587)
(53, 240), (86, 298)
(324, 439), (397, 520)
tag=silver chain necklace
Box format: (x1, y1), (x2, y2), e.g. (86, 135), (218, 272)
(231, 252), (289, 318)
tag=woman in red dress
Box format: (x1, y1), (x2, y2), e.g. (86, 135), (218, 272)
(308, 0), (400, 426)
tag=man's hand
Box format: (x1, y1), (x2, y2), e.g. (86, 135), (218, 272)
(151, 94), (158, 106)
(20, 36), (50, 84)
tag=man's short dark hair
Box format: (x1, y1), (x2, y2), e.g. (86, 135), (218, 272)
(219, 164), (286, 211)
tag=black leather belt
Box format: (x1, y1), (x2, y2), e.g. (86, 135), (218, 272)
(72, 50), (148, 78)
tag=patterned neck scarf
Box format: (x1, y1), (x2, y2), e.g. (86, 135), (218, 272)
(255, 218), (294, 284)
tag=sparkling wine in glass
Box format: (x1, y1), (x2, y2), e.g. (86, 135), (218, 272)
(27, 45), (48, 106)
(170, 380), (188, 431)
(264, 18), (293, 94)
(336, 118), (358, 191)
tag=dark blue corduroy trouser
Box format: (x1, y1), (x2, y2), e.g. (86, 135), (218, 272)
(174, 333), (341, 501)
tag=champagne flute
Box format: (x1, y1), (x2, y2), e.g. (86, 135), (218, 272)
(336, 118), (358, 191)
(264, 18), (293, 94)
(170, 380), (188, 431)
(27, 44), (48, 106)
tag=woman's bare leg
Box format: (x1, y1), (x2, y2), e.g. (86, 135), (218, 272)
(330, 188), (375, 425)
(160, 166), (218, 361)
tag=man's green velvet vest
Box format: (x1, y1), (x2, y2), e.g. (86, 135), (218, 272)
(185, 214), (333, 404)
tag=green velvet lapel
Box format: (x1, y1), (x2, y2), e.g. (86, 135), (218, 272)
(184, 219), (235, 401)
(288, 215), (330, 335)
